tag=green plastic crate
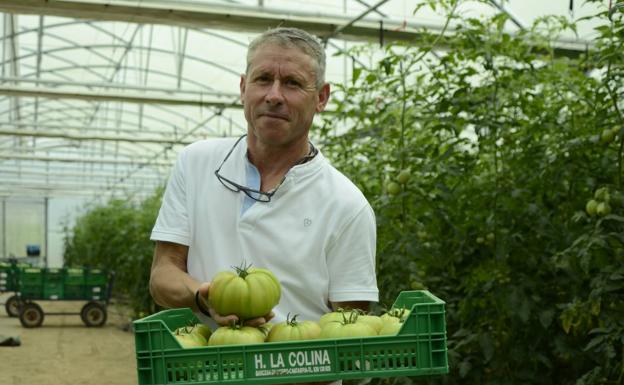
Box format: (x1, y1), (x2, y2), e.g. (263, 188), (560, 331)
(20, 268), (44, 286)
(133, 290), (448, 385)
(86, 269), (108, 286)
(65, 268), (86, 285)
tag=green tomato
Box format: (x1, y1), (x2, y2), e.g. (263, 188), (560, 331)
(378, 321), (403, 336)
(259, 322), (275, 338)
(174, 326), (208, 348)
(320, 319), (376, 339)
(319, 309), (359, 327)
(193, 323), (212, 340)
(267, 314), (321, 342)
(386, 182), (401, 196)
(208, 325), (266, 346)
(600, 128), (616, 144)
(356, 314), (383, 334)
(380, 307), (410, 322)
(586, 199), (598, 216)
(208, 265), (281, 320)
(594, 187), (610, 203)
(396, 169), (411, 184)
(596, 202), (612, 216)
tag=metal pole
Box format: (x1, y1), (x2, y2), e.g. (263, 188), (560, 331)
(44, 196), (48, 267)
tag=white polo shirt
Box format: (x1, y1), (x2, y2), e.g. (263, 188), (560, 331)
(151, 137), (379, 325)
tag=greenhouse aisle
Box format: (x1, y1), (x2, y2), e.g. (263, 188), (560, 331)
(0, 294), (136, 385)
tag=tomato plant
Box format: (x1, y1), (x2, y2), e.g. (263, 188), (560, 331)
(318, 1), (624, 384)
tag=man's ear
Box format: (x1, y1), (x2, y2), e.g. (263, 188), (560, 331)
(239, 74), (246, 104)
(315, 83), (330, 113)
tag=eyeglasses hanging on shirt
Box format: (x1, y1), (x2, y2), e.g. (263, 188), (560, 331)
(214, 134), (318, 203)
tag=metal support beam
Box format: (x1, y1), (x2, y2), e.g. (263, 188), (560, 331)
(324, 0), (391, 42)
(487, 0), (525, 30)
(0, 127), (196, 144)
(0, 152), (173, 166)
(0, 0), (424, 44)
(0, 0), (592, 56)
(0, 84), (242, 108)
(0, 121), (200, 136)
(0, 166), (165, 181)
(0, 179), (161, 192)
(0, 76), (239, 98)
(0, 185), (156, 198)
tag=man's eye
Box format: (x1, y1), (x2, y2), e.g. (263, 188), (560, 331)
(255, 76), (271, 83)
(286, 79), (301, 87)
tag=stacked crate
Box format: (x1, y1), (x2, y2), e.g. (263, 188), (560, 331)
(64, 268), (86, 299)
(17, 267), (110, 300)
(0, 261), (29, 292)
(85, 269), (108, 300)
(19, 268), (44, 298)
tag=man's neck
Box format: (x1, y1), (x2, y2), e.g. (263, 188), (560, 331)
(246, 135), (310, 192)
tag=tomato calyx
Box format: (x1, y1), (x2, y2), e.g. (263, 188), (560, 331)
(233, 261), (254, 279)
(286, 313), (301, 326)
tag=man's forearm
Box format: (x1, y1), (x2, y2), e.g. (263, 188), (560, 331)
(149, 263), (200, 309)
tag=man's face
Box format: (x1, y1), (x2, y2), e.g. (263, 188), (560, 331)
(240, 43), (330, 147)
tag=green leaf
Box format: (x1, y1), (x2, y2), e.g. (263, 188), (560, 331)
(539, 309), (555, 328)
(352, 67), (362, 84)
(584, 335), (606, 351)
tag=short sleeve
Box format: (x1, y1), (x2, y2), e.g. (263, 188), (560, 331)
(326, 204), (379, 303)
(150, 150), (190, 245)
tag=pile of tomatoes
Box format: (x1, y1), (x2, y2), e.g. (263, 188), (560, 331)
(173, 265), (409, 348)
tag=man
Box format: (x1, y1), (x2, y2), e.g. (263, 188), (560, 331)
(149, 27), (378, 328)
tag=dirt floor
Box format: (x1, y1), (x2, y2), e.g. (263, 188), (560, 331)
(0, 293), (138, 385)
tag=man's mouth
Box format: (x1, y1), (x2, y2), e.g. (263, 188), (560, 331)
(261, 112), (289, 121)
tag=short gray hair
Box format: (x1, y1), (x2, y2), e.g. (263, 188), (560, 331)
(246, 27), (326, 88)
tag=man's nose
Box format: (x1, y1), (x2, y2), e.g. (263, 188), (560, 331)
(265, 80), (284, 104)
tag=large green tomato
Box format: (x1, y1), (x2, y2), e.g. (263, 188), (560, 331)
(319, 309), (358, 327)
(320, 319), (377, 339)
(208, 265), (281, 320)
(586, 199), (598, 216)
(267, 314), (321, 342)
(193, 323), (212, 340)
(174, 326), (208, 348)
(380, 307), (410, 322)
(208, 325), (266, 346)
(356, 315), (383, 334)
(378, 321), (403, 336)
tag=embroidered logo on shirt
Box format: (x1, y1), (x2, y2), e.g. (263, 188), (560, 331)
(303, 218), (312, 227)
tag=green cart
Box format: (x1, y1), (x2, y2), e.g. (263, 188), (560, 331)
(12, 267), (115, 328)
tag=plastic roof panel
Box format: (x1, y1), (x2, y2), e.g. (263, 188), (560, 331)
(0, 0), (601, 199)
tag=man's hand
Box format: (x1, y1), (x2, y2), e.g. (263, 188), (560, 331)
(196, 282), (274, 326)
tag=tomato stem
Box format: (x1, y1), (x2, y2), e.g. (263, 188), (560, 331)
(233, 261), (253, 279)
(286, 313), (300, 326)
